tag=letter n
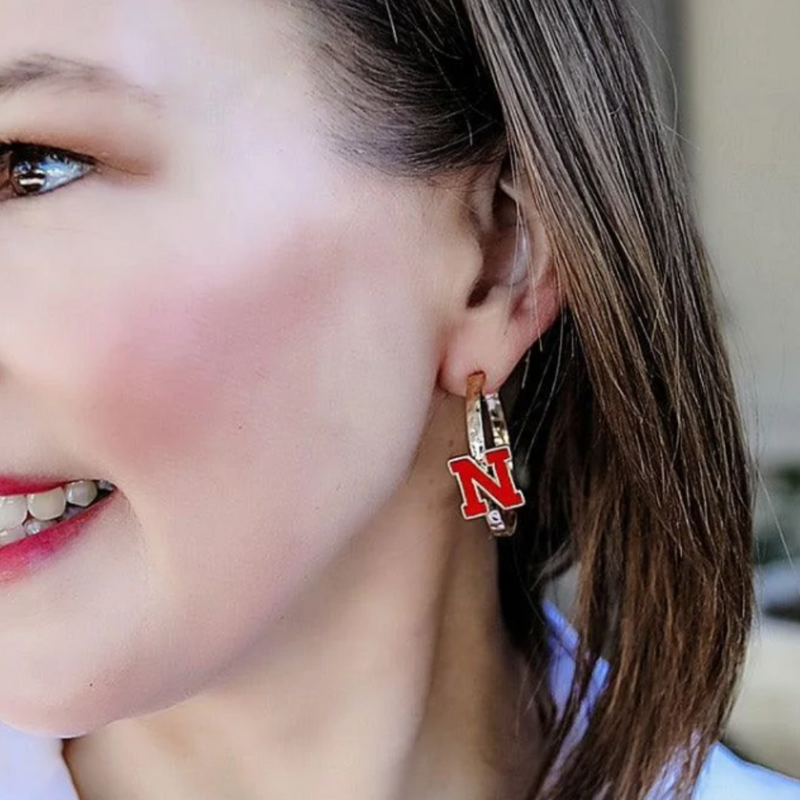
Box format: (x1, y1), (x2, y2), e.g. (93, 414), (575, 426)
(447, 446), (525, 521)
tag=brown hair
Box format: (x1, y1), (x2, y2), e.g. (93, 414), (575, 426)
(294, 1), (754, 798)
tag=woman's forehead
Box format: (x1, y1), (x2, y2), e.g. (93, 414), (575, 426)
(0, 0), (309, 91)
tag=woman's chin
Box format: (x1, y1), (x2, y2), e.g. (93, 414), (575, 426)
(0, 707), (92, 739)
(0, 680), (133, 739)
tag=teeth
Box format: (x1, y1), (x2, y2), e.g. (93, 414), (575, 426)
(64, 480), (98, 508)
(62, 505), (84, 521)
(24, 519), (56, 536)
(27, 487), (67, 521)
(0, 480), (115, 548)
(0, 526), (26, 546)
(0, 495), (28, 530)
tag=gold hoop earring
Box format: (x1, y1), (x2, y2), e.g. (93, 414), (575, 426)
(446, 371), (525, 537)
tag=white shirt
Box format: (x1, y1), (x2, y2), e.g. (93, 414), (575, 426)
(0, 601), (798, 799)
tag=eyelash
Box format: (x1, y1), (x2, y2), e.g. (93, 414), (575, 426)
(0, 140), (96, 200)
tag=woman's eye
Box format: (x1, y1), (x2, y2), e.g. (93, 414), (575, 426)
(0, 143), (95, 199)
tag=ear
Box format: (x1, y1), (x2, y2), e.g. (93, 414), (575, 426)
(437, 164), (561, 397)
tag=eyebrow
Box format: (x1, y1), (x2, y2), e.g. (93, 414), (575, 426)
(0, 54), (163, 107)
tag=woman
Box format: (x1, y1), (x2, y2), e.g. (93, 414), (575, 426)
(0, 0), (797, 798)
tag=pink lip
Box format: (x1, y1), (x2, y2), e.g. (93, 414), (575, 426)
(0, 477), (74, 496)
(0, 491), (117, 585)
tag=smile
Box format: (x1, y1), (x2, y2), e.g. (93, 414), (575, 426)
(0, 480), (116, 549)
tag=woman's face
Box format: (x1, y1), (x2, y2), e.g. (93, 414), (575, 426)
(0, 0), (484, 734)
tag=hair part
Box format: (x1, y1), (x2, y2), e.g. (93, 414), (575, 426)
(294, 2), (754, 798)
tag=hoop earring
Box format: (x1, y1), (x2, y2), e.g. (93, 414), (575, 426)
(446, 371), (525, 537)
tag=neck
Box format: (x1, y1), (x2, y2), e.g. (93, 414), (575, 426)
(63, 392), (544, 800)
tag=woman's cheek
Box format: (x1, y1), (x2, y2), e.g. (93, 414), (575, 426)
(61, 249), (351, 481)
(0, 165), (441, 523)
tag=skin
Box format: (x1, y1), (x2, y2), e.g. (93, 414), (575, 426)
(0, 0), (560, 798)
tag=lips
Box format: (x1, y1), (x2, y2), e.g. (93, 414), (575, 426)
(0, 477), (73, 496)
(0, 491), (117, 584)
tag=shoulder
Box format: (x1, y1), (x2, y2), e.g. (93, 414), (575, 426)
(541, 601), (800, 800)
(0, 718), (77, 800)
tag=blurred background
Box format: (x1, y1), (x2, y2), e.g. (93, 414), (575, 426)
(636, 0), (800, 778)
